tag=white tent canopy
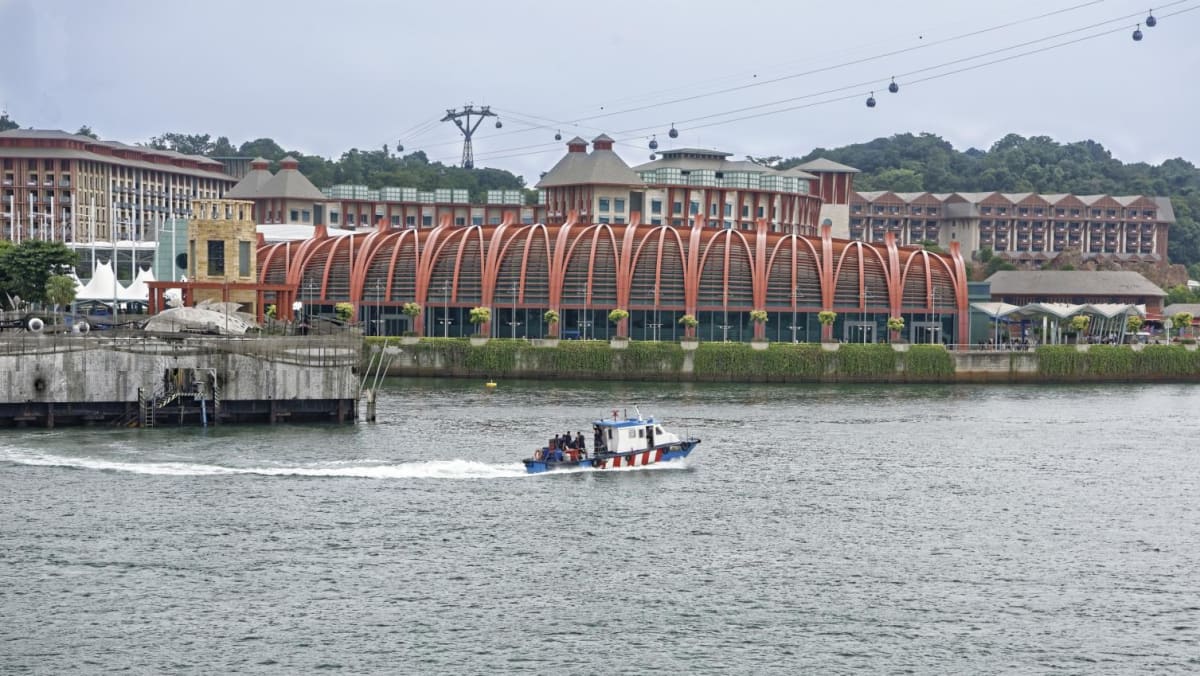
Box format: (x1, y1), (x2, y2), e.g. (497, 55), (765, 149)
(970, 302), (1021, 319)
(74, 262), (152, 302)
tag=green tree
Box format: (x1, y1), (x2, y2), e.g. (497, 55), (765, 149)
(1165, 284), (1196, 306)
(0, 113), (17, 132)
(0, 241), (78, 308)
(75, 125), (98, 139)
(45, 274), (78, 325)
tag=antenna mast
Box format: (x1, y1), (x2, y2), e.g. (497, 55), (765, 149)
(441, 104), (499, 169)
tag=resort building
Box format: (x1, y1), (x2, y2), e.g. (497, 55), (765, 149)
(847, 190), (1173, 262)
(0, 129), (235, 243)
(538, 136), (836, 235)
(255, 137), (970, 344)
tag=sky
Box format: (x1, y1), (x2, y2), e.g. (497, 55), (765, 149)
(0, 0), (1196, 185)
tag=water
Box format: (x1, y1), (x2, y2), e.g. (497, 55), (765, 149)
(2, 380), (1200, 674)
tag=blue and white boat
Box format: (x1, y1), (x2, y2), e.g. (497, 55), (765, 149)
(523, 409), (700, 474)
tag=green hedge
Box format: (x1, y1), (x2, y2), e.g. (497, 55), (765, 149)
(368, 337), (1200, 382)
(1037, 344), (1200, 378)
(902, 345), (956, 379)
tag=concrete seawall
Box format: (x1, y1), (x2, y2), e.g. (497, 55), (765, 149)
(0, 334), (362, 427)
(379, 339), (1199, 384)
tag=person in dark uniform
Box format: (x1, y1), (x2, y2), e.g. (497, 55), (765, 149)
(575, 432), (586, 456)
(593, 425), (605, 454)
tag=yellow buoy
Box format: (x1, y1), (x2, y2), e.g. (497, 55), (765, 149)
(485, 381), (497, 389)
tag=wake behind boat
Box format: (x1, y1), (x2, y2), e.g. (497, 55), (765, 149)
(523, 409), (700, 474)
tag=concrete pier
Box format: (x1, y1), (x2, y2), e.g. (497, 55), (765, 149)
(0, 333), (361, 427)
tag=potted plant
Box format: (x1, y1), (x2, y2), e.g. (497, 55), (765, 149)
(469, 306), (491, 345)
(1172, 311), (1194, 344)
(886, 316), (907, 350)
(749, 309), (769, 349)
(540, 309), (561, 347)
(678, 313), (699, 349)
(818, 310), (838, 349)
(608, 308), (629, 347)
(1069, 314), (1090, 349)
(401, 302), (422, 343)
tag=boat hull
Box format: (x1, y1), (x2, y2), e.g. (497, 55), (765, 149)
(523, 441), (697, 474)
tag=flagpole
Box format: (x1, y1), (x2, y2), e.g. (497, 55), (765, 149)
(49, 196), (55, 242)
(89, 196), (96, 275)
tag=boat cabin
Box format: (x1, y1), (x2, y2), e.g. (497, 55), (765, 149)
(594, 413), (682, 454)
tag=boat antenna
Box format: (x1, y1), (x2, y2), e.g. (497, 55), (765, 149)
(635, 405), (642, 420)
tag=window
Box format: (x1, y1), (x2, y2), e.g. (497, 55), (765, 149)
(239, 241), (251, 276)
(391, 215), (400, 225)
(614, 198), (625, 213)
(301, 210), (310, 223)
(673, 201), (683, 214)
(347, 214), (355, 225)
(650, 199), (662, 214)
(725, 203), (732, 217)
(422, 215), (433, 226)
(982, 206), (992, 214)
(599, 216), (610, 224)
(689, 201), (699, 215)
(598, 198), (610, 212)
(757, 206), (765, 218)
(406, 215), (416, 226)
(290, 209), (299, 222)
(651, 218), (662, 225)
(742, 205), (750, 218)
(207, 240), (225, 276)
(330, 212), (340, 224)
(709, 203), (718, 217)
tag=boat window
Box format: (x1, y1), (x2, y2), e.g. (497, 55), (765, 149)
(638, 429), (644, 438)
(655, 426), (664, 435)
(607, 428), (613, 440)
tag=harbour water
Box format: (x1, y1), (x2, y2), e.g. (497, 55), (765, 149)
(2, 380), (1199, 674)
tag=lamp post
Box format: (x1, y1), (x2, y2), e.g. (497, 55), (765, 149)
(791, 282), (798, 343)
(374, 279), (382, 336)
(648, 283), (661, 341)
(580, 282), (589, 341)
(442, 279), (450, 338)
(510, 282), (519, 339)
(720, 301), (731, 342)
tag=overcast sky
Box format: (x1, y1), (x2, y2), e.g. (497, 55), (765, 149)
(1, 0), (1195, 184)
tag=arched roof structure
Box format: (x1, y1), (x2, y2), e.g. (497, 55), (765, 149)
(257, 212), (970, 339)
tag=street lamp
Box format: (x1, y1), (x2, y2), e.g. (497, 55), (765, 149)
(648, 283), (662, 342)
(509, 282), (519, 339)
(791, 281), (798, 343)
(441, 279), (451, 338)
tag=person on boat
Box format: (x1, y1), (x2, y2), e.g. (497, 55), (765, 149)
(575, 432), (586, 453)
(593, 425), (605, 454)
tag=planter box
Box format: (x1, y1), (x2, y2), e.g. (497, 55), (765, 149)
(470, 337), (489, 346)
(680, 340), (699, 351)
(610, 338), (629, 350)
(533, 338), (559, 348)
(750, 340), (769, 351)
(1131, 343), (1145, 352)
(891, 343), (910, 352)
(1075, 344), (1090, 352)
(820, 342), (840, 352)
(400, 336), (420, 345)
(1186, 343), (1198, 352)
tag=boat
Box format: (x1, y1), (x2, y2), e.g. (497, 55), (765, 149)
(523, 408), (700, 474)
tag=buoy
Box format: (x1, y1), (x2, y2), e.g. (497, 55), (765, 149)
(485, 380), (497, 389)
(27, 317), (44, 333)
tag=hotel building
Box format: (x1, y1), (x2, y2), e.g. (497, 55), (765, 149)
(0, 129), (235, 243)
